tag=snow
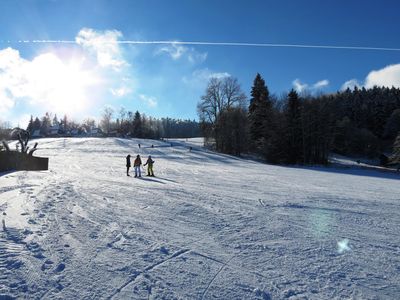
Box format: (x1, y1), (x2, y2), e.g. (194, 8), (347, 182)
(1, 137), (400, 299)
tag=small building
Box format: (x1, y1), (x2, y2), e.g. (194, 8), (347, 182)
(70, 129), (79, 136)
(90, 128), (103, 137)
(108, 130), (119, 137)
(32, 129), (41, 138)
(49, 124), (61, 136)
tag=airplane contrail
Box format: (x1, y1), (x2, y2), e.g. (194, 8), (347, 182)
(4, 39), (400, 51)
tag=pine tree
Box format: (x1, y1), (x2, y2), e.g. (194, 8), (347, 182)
(215, 107), (248, 155)
(285, 89), (303, 164)
(53, 114), (59, 126)
(248, 73), (272, 150)
(133, 111), (142, 138)
(301, 97), (332, 164)
(384, 109), (400, 139)
(33, 117), (41, 131)
(390, 133), (400, 164)
(63, 114), (69, 132)
(26, 115), (34, 135)
(40, 113), (51, 136)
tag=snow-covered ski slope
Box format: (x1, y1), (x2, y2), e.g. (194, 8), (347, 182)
(1, 137), (399, 299)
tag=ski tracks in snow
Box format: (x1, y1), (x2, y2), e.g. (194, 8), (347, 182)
(2, 138), (400, 299)
(0, 228), (28, 296)
(108, 248), (191, 299)
(200, 247), (247, 300)
(0, 171), (55, 298)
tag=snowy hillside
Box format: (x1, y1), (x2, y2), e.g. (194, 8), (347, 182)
(1, 138), (399, 299)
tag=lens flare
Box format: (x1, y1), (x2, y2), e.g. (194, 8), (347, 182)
(337, 239), (351, 254)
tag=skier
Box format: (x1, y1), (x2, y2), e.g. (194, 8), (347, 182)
(126, 154), (131, 176)
(144, 155), (155, 177)
(133, 154), (142, 177)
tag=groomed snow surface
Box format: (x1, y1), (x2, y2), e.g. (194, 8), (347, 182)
(1, 137), (399, 299)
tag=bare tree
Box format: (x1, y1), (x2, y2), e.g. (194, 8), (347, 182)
(197, 76), (247, 149)
(0, 120), (12, 140)
(223, 77), (247, 109)
(100, 107), (114, 134)
(197, 76), (246, 126)
(119, 107), (127, 123)
(197, 77), (221, 125)
(82, 118), (96, 132)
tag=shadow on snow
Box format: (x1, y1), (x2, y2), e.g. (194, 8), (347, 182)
(289, 165), (400, 181)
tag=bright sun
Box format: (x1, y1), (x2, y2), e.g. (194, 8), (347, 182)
(27, 52), (100, 115)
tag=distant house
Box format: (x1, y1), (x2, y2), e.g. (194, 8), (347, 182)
(49, 124), (61, 136)
(70, 129), (79, 136)
(68, 127), (88, 137)
(90, 128), (103, 137)
(32, 129), (41, 138)
(108, 130), (119, 137)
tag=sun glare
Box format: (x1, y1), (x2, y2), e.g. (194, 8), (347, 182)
(27, 52), (100, 115)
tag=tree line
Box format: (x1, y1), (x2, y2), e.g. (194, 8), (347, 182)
(23, 109), (200, 139)
(198, 73), (400, 165)
(0, 120), (12, 141)
(4, 72), (400, 166)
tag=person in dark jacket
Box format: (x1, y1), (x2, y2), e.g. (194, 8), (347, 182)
(134, 154), (142, 177)
(126, 154), (131, 176)
(144, 155), (155, 177)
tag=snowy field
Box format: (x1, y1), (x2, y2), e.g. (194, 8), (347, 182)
(1, 137), (399, 299)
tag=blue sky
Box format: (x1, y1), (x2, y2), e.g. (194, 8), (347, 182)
(1, 0), (400, 127)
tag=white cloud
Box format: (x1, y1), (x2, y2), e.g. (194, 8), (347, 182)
(0, 93), (15, 114)
(13, 114), (31, 129)
(187, 51), (208, 64)
(365, 64), (400, 88)
(156, 43), (207, 64)
(76, 28), (129, 71)
(0, 48), (25, 113)
(192, 68), (230, 80)
(292, 79), (308, 93)
(0, 47), (101, 118)
(0, 28), (137, 121)
(138, 94), (157, 108)
(341, 79), (361, 91)
(341, 64), (400, 91)
(292, 78), (329, 93)
(110, 86), (132, 97)
(313, 79), (329, 89)
(182, 68), (230, 87)
(157, 44), (187, 60)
